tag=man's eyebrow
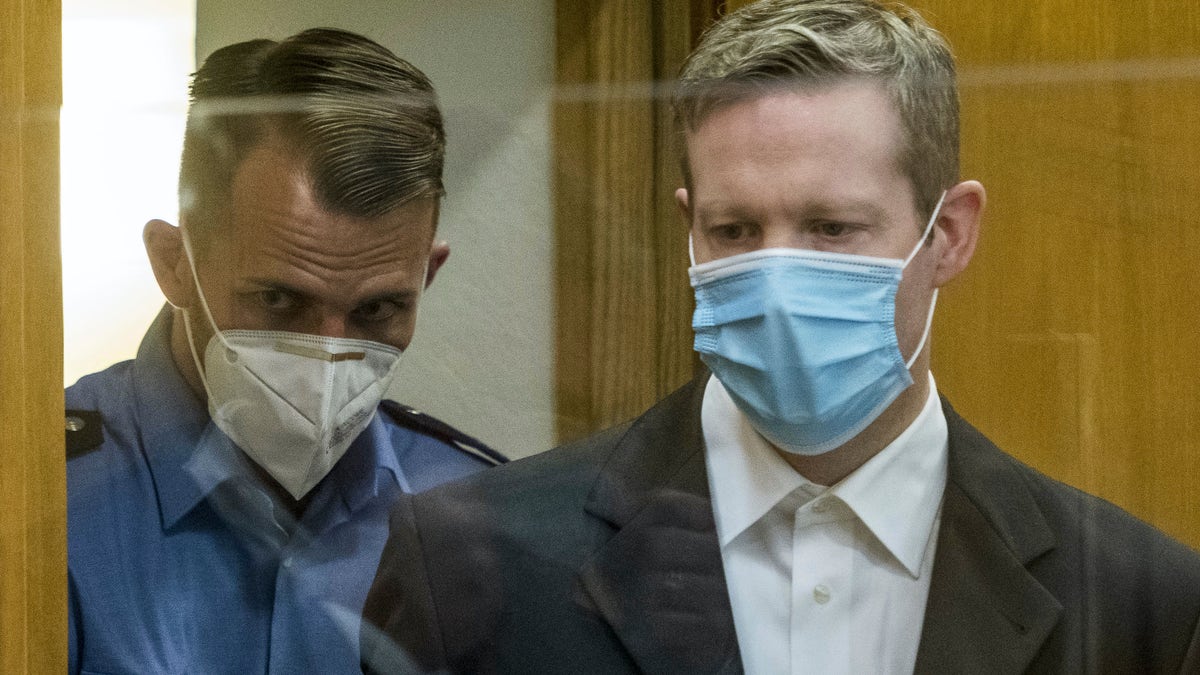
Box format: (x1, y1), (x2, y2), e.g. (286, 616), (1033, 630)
(693, 200), (756, 223)
(355, 290), (418, 307)
(241, 281), (419, 308)
(694, 198), (891, 224)
(244, 278), (311, 298)
(803, 199), (890, 222)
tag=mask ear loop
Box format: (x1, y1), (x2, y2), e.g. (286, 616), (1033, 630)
(902, 190), (946, 267)
(179, 228), (231, 404)
(181, 228), (235, 352)
(903, 190), (947, 369)
(905, 289), (938, 369)
(688, 232), (697, 267)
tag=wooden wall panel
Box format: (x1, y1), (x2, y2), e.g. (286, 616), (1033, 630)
(910, 0), (1200, 549)
(554, 0), (718, 442)
(0, 0), (65, 670)
(555, 0), (657, 442)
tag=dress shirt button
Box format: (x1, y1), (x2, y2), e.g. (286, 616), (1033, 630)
(812, 499), (831, 513)
(813, 584), (832, 604)
(282, 557), (294, 569)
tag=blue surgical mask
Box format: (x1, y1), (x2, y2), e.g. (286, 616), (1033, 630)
(688, 193), (944, 455)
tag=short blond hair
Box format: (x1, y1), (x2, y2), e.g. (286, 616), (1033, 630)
(674, 0), (958, 220)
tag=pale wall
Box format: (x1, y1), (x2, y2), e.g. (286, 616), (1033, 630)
(61, 0), (194, 390)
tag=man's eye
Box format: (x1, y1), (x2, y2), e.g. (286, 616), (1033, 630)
(711, 222), (752, 242)
(352, 300), (404, 323)
(257, 290), (298, 312)
(816, 221), (850, 237)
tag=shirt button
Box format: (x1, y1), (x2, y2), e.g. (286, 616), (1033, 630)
(812, 499), (831, 513)
(282, 557), (294, 569)
(813, 584), (832, 604)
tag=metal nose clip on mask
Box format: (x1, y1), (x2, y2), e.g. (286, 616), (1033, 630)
(180, 231), (408, 499)
(688, 192), (945, 455)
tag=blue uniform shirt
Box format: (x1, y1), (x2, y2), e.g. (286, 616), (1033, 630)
(66, 308), (499, 674)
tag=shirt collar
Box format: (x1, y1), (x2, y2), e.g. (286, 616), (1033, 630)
(132, 306), (215, 530)
(325, 412), (404, 514)
(703, 375), (813, 548)
(134, 306), (404, 531)
(703, 372), (948, 577)
(832, 373), (948, 577)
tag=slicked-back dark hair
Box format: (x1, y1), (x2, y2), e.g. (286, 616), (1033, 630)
(179, 28), (445, 245)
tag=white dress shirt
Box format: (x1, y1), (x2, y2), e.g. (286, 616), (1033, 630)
(703, 373), (948, 675)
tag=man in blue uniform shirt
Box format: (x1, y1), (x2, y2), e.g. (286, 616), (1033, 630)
(65, 28), (504, 674)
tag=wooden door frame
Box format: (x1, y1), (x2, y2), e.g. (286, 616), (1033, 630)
(553, 0), (720, 443)
(0, 0), (65, 670)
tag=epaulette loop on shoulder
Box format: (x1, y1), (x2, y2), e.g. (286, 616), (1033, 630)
(65, 409), (105, 458)
(380, 401), (507, 466)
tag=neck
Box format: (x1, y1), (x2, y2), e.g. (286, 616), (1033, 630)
(777, 366), (931, 485)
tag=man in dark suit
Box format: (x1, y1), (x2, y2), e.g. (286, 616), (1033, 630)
(362, 1), (1200, 672)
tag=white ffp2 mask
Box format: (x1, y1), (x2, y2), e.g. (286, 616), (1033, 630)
(181, 232), (408, 500)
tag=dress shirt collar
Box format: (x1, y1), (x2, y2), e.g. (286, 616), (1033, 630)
(831, 374), (947, 576)
(704, 372), (948, 577)
(133, 306), (403, 531)
(704, 375), (811, 549)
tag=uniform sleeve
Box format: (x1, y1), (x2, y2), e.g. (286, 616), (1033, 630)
(360, 492), (446, 674)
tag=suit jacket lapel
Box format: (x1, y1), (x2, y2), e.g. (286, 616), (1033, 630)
(914, 401), (1063, 674)
(576, 374), (743, 674)
(574, 387), (1064, 674)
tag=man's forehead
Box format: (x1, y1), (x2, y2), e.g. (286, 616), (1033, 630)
(683, 84), (909, 185)
(208, 232), (431, 311)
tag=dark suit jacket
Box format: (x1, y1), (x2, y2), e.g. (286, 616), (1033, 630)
(362, 375), (1200, 674)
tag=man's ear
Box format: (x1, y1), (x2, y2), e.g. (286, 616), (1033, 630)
(674, 187), (692, 224)
(143, 219), (194, 309)
(932, 180), (985, 287)
(424, 240), (451, 289)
